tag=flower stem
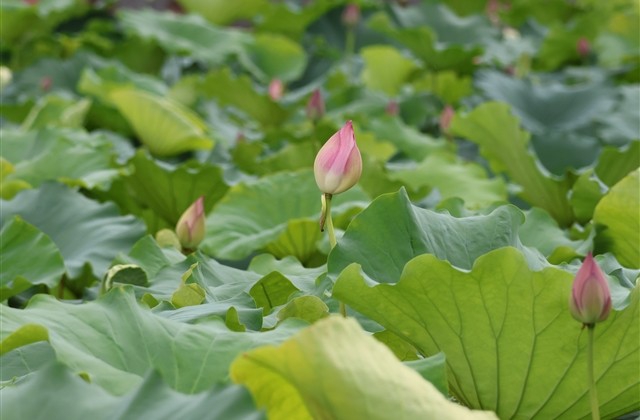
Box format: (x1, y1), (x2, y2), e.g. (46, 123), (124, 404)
(324, 193), (337, 248)
(322, 193), (346, 317)
(345, 29), (356, 81)
(587, 324), (600, 420)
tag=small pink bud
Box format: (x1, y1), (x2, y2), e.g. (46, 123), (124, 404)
(385, 100), (399, 116)
(342, 4), (360, 28)
(314, 121), (362, 195)
(569, 253), (612, 326)
(306, 89), (325, 122)
(175, 196), (205, 249)
(268, 79), (284, 101)
(485, 0), (501, 26)
(577, 37), (590, 58)
(439, 105), (455, 135)
(41, 76), (52, 92)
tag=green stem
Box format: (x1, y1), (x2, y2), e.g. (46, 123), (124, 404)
(322, 193), (346, 317)
(324, 193), (337, 248)
(587, 325), (600, 420)
(57, 275), (66, 299)
(345, 29), (356, 81)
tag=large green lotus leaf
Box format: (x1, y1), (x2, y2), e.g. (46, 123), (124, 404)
(202, 170), (369, 261)
(231, 316), (497, 420)
(1, 128), (120, 190)
(177, 0), (266, 25)
(327, 189), (545, 284)
(519, 207), (590, 264)
(1, 341), (57, 381)
(360, 45), (420, 96)
(112, 240), (264, 327)
(450, 102), (574, 226)
(249, 254), (325, 294)
(367, 12), (481, 73)
(389, 2), (495, 46)
(530, 131), (601, 176)
(594, 169), (640, 269)
(390, 152), (507, 209)
(78, 64), (168, 105)
(255, 0), (342, 37)
(569, 170), (604, 225)
(109, 88), (213, 157)
(0, 217), (65, 301)
(0, 362), (264, 420)
(21, 95), (91, 130)
(1, 52), (99, 104)
(120, 150), (228, 232)
(118, 9), (249, 66)
(112, 237), (256, 302)
(358, 157), (429, 201)
(0, 0), (89, 46)
(596, 86), (640, 144)
(0, 183), (145, 279)
(0, 286), (306, 395)
(476, 70), (616, 135)
(595, 141), (640, 187)
(113, 235), (186, 285)
(238, 33), (307, 83)
(234, 142), (318, 176)
(363, 115), (447, 161)
(200, 68), (288, 126)
(333, 248), (640, 419)
(413, 70), (473, 104)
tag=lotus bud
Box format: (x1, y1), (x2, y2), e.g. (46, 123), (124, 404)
(569, 253), (612, 326)
(175, 196), (205, 250)
(268, 79), (284, 101)
(306, 89), (325, 122)
(314, 121), (362, 195)
(342, 3), (360, 28)
(439, 105), (455, 135)
(385, 100), (399, 116)
(576, 37), (590, 58)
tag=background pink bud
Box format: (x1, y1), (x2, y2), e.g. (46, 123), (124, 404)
(175, 196), (205, 249)
(576, 37), (590, 57)
(569, 253), (612, 325)
(439, 105), (455, 135)
(314, 121), (362, 195)
(306, 89), (325, 122)
(385, 100), (399, 116)
(268, 79), (284, 101)
(342, 3), (360, 28)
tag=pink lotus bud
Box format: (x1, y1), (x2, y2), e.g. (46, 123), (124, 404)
(577, 37), (590, 57)
(314, 121), (362, 195)
(439, 105), (455, 135)
(342, 4), (360, 28)
(175, 196), (205, 249)
(268, 79), (284, 101)
(569, 253), (612, 326)
(306, 89), (325, 122)
(40, 76), (52, 92)
(385, 100), (399, 116)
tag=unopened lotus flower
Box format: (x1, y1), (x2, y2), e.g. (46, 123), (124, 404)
(175, 196), (205, 250)
(306, 89), (325, 122)
(268, 79), (284, 101)
(439, 105), (455, 135)
(569, 253), (612, 326)
(314, 121), (362, 195)
(577, 37), (590, 57)
(342, 3), (360, 28)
